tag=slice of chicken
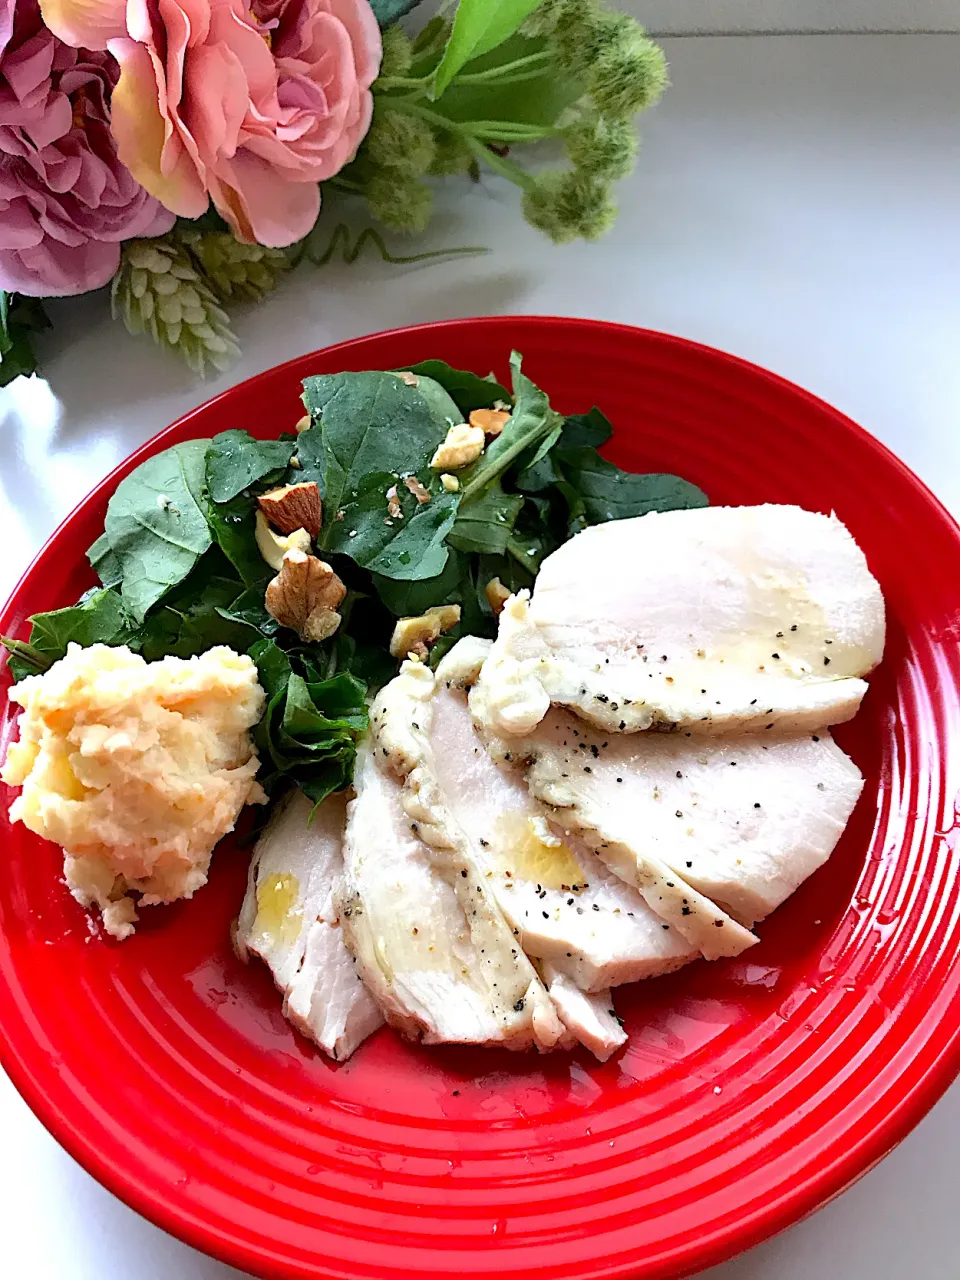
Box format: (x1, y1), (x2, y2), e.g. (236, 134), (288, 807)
(235, 789), (382, 1061)
(477, 698), (863, 933)
(480, 505), (885, 739)
(540, 962), (626, 1063)
(431, 641), (697, 991)
(340, 734), (566, 1050)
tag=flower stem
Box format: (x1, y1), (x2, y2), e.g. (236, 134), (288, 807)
(296, 223), (488, 269)
(377, 49), (551, 95)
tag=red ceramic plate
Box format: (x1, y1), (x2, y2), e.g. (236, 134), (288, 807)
(2, 317), (960, 1280)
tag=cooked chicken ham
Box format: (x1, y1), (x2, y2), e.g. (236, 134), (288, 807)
(340, 736), (565, 1050)
(480, 505), (885, 738)
(477, 700), (863, 932)
(540, 962), (626, 1063)
(431, 642), (696, 991)
(236, 789), (382, 1061)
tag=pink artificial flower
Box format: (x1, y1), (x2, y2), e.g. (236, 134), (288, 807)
(39, 0), (382, 247)
(0, 0), (175, 296)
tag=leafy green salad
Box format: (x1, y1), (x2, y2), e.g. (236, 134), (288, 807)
(2, 353), (707, 808)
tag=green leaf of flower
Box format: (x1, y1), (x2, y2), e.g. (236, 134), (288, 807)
(431, 0), (544, 99)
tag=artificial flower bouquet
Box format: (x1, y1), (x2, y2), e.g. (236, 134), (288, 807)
(0, 0), (667, 382)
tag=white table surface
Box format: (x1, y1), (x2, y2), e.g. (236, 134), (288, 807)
(2, 31), (959, 1280)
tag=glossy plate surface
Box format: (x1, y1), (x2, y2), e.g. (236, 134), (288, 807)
(2, 317), (960, 1280)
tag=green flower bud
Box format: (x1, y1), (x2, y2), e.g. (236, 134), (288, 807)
(364, 108), (436, 176)
(519, 0), (566, 39)
(522, 169), (616, 244)
(551, 2), (624, 75)
(588, 28), (668, 117)
(365, 170), (434, 234)
(565, 113), (638, 181)
(379, 25), (413, 79)
(428, 129), (473, 177)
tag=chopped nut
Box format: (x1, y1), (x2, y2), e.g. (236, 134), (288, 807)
(485, 577), (512, 614)
(394, 370), (419, 387)
(255, 511), (311, 571)
(389, 604), (461, 660)
(403, 475), (432, 504)
(289, 456), (301, 470)
(295, 414), (311, 434)
(386, 485), (403, 519)
(265, 549), (346, 642)
(258, 481), (322, 538)
(430, 422), (484, 470)
(440, 473), (460, 494)
(469, 407), (510, 437)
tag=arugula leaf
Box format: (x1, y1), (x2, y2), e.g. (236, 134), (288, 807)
(205, 430), (292, 504)
(206, 494), (271, 588)
(448, 485), (524, 556)
(431, 0), (542, 99)
(324, 474), (460, 581)
(556, 448), (709, 523)
(215, 586), (280, 641)
(250, 639), (368, 806)
(560, 408), (614, 450)
(2, 588), (133, 681)
(0, 293), (50, 387)
(298, 371), (463, 580)
(458, 352), (561, 500)
(404, 360), (510, 415)
(372, 548), (465, 616)
(133, 574), (256, 662)
(87, 532), (123, 588)
(103, 440), (212, 623)
(299, 371), (459, 505)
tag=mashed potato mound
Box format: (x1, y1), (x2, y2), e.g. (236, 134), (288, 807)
(2, 643), (266, 939)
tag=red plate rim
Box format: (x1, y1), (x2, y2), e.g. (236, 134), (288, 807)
(2, 315), (960, 1279)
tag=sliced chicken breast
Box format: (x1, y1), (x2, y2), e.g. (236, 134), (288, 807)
(340, 736), (565, 1050)
(480, 505), (885, 739)
(477, 699), (863, 932)
(540, 961), (626, 1063)
(431, 642), (696, 991)
(236, 789), (382, 1061)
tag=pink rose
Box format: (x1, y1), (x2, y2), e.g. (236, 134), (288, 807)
(39, 0), (382, 247)
(0, 0), (174, 297)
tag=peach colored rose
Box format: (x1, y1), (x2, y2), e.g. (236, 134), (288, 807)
(38, 0), (382, 246)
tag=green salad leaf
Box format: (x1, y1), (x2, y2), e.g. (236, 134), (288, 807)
(205, 430), (293, 504)
(458, 353), (562, 499)
(103, 439), (212, 622)
(404, 360), (510, 415)
(556, 448), (708, 523)
(250, 639), (368, 806)
(299, 370), (464, 582)
(2, 588), (133, 681)
(87, 533), (123, 588)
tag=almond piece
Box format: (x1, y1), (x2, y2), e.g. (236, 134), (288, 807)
(258, 482), (322, 539)
(485, 577), (512, 614)
(389, 604), (461, 660)
(265, 549), (347, 643)
(403, 475), (432, 504)
(469, 407), (511, 438)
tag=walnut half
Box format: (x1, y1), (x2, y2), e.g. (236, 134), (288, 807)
(265, 549), (346, 643)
